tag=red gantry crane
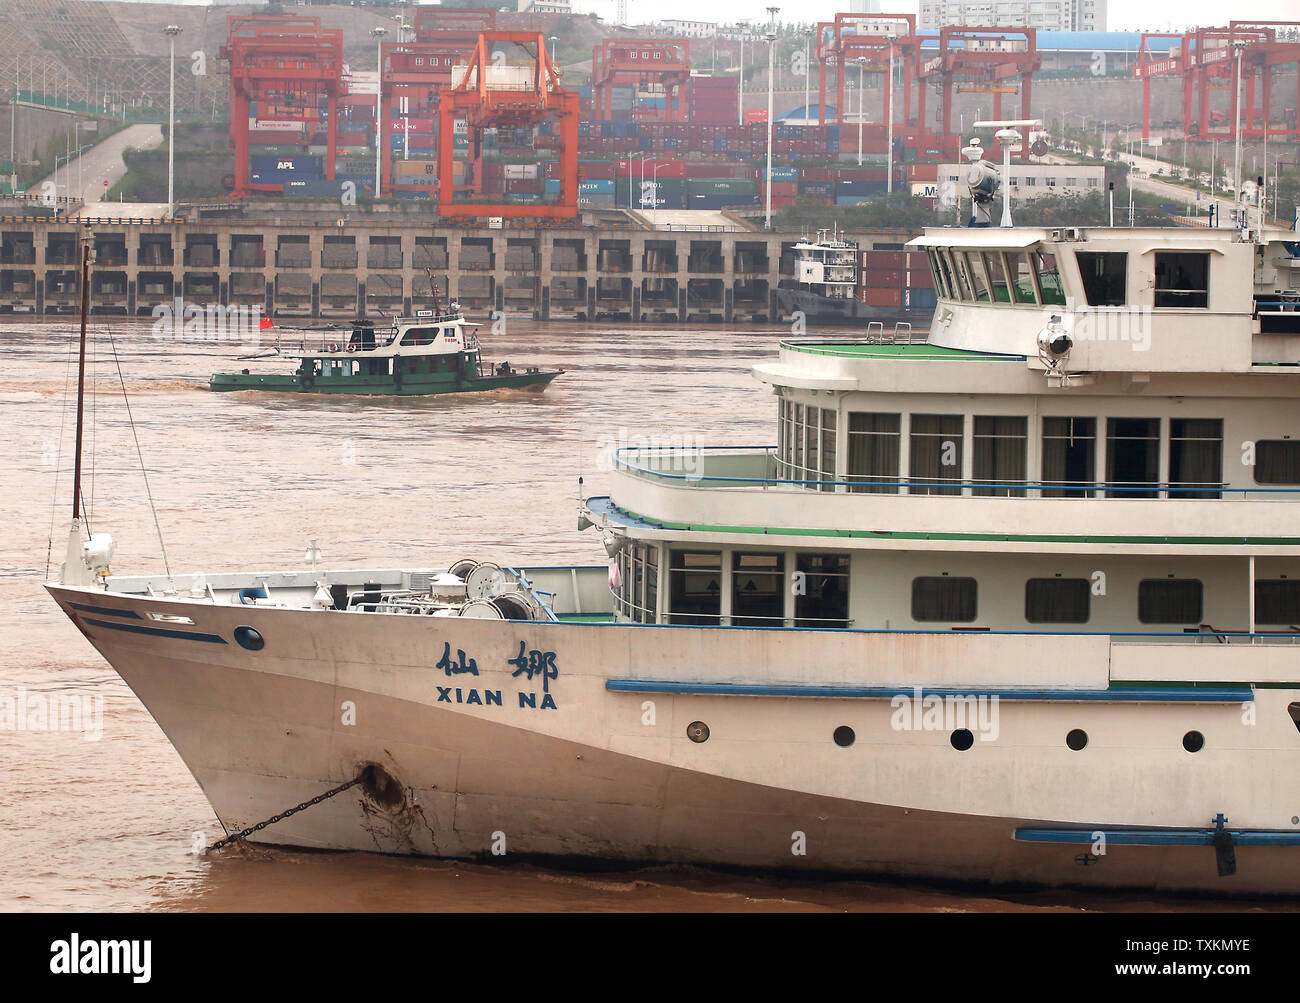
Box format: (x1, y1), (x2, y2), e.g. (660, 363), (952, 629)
(816, 11), (919, 141)
(379, 7), (497, 196)
(916, 26), (1041, 161)
(1135, 23), (1300, 142)
(591, 38), (691, 122)
(436, 32), (579, 220)
(221, 15), (345, 198)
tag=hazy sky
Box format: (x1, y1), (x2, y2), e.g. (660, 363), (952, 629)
(577, 0), (1298, 32)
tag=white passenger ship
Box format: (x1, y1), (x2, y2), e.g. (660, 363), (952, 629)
(47, 184), (1300, 894)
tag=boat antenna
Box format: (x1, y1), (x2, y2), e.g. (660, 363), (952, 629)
(426, 267), (442, 315)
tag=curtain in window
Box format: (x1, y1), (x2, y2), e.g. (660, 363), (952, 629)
(1169, 418), (1222, 498)
(847, 413), (900, 494)
(909, 414), (963, 495)
(973, 416), (1027, 496)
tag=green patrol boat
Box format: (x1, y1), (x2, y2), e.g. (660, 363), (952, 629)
(209, 302), (563, 396)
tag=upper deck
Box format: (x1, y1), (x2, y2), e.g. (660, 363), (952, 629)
(899, 225), (1300, 373)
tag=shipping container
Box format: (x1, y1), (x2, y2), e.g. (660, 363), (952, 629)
(863, 268), (904, 289)
(250, 154), (321, 174)
(858, 287), (902, 308)
(394, 159), (437, 177)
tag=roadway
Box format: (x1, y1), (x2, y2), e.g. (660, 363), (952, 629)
(31, 123), (166, 218)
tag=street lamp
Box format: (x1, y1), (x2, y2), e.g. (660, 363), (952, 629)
(1231, 38), (1247, 222)
(398, 19), (415, 160)
(885, 34), (896, 194)
(736, 21), (748, 127)
(855, 56), (867, 167)
(547, 35), (559, 67)
(804, 31), (812, 122)
(162, 25), (182, 219)
(763, 12), (779, 230)
(372, 27), (387, 199)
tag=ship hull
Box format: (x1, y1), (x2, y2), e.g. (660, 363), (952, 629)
(208, 369), (561, 396)
(48, 583), (1300, 895)
(775, 287), (930, 328)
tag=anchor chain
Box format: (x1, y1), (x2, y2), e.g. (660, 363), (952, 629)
(206, 776), (365, 853)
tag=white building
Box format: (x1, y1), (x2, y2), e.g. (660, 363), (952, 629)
(517, 0), (573, 13)
(917, 0), (1107, 32)
(661, 20), (717, 38)
(933, 162), (1106, 202)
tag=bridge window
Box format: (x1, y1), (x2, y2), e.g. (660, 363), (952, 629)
(1138, 578), (1203, 624)
(1025, 578), (1091, 624)
(668, 550), (721, 625)
(1169, 418), (1223, 498)
(1255, 579), (1300, 625)
(973, 416), (1027, 496)
(1008, 252), (1038, 304)
(1106, 418), (1160, 498)
(846, 412), (901, 494)
(796, 553), (850, 628)
(982, 252), (1011, 302)
(1076, 251), (1127, 306)
(1041, 417), (1096, 497)
(820, 409), (837, 490)
(1154, 252), (1209, 309)
(1254, 440), (1300, 485)
(950, 251), (977, 301)
(912, 576), (977, 623)
(1032, 250), (1067, 305)
(909, 414), (963, 495)
(732, 552), (784, 626)
(963, 251), (991, 301)
(400, 326), (439, 346)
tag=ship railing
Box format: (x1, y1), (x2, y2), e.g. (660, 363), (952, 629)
(609, 589), (852, 628)
(614, 446), (1297, 500)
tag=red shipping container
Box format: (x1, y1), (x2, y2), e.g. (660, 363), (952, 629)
(863, 251), (905, 268)
(864, 268), (904, 289)
(802, 167), (833, 182)
(908, 162), (939, 182)
(906, 268), (935, 289)
(858, 287), (902, 307)
(771, 182), (798, 197)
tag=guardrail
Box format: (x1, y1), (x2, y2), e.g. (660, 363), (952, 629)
(614, 444), (1300, 498)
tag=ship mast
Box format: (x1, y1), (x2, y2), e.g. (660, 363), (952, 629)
(60, 227), (95, 585)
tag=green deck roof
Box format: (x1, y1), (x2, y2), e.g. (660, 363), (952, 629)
(783, 341), (1025, 361)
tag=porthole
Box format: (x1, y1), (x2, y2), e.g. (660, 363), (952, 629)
(233, 625), (265, 651)
(833, 726), (855, 748)
(950, 728), (974, 751)
(1066, 729), (1088, 751)
(687, 721), (709, 743)
(1182, 730), (1205, 753)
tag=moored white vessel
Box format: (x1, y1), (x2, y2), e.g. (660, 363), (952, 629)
(46, 162), (1300, 894)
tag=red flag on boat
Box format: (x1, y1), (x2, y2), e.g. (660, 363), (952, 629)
(259, 316), (274, 331)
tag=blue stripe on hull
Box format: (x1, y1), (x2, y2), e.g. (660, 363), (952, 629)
(604, 680), (1254, 703)
(68, 601), (141, 619)
(79, 616), (228, 644)
(1016, 827), (1300, 847)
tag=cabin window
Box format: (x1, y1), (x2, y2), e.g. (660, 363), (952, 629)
(1106, 418), (1160, 498)
(796, 553), (850, 627)
(972, 416), (1027, 496)
(400, 326), (440, 346)
(1252, 440), (1300, 485)
(1041, 417), (1096, 497)
(982, 252), (1011, 302)
(846, 412), (901, 494)
(1032, 251), (1067, 305)
(909, 414), (963, 495)
(820, 409), (837, 490)
(1007, 252), (1039, 304)
(804, 408), (820, 484)
(1138, 579), (1203, 624)
(732, 552), (784, 626)
(1255, 579), (1300, 625)
(1154, 252), (1209, 308)
(912, 577), (977, 623)
(668, 550), (721, 625)
(1025, 578), (1091, 624)
(951, 251), (977, 301)
(925, 250), (945, 297)
(793, 403), (805, 474)
(934, 250), (957, 300)
(1169, 419), (1223, 498)
(617, 543), (657, 622)
(964, 251), (991, 301)
(1076, 251), (1127, 306)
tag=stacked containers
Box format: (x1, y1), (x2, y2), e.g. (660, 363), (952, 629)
(857, 248), (936, 312)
